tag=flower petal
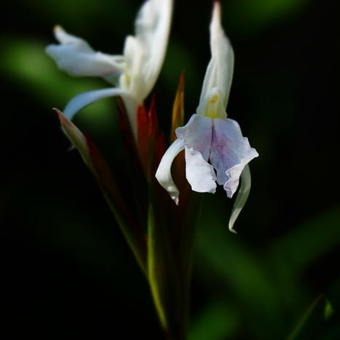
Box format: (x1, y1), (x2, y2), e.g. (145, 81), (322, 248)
(121, 0), (173, 102)
(120, 36), (144, 97)
(175, 114), (217, 193)
(210, 118), (258, 198)
(53, 25), (92, 49)
(155, 139), (184, 205)
(196, 2), (234, 116)
(185, 147), (217, 194)
(228, 165), (252, 233)
(176, 114), (212, 160)
(63, 88), (130, 120)
(46, 26), (124, 77)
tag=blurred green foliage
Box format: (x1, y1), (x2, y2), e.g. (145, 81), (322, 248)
(227, 0), (308, 34)
(1, 0), (339, 339)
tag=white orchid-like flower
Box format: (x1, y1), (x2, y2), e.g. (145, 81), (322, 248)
(156, 2), (258, 230)
(46, 0), (173, 137)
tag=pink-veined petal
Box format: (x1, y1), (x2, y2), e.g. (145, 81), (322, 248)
(46, 26), (124, 77)
(210, 118), (258, 198)
(176, 114), (213, 160)
(63, 88), (131, 120)
(155, 139), (184, 205)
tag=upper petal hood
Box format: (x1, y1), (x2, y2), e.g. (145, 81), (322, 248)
(196, 2), (234, 117)
(46, 26), (125, 78)
(120, 0), (173, 102)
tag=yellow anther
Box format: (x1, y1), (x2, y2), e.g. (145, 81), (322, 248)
(204, 94), (226, 119)
(209, 94), (219, 104)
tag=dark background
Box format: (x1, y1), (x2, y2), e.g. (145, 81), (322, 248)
(1, 0), (340, 338)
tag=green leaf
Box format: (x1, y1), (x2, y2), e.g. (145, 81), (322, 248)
(228, 0), (308, 35)
(196, 206), (284, 338)
(188, 302), (239, 340)
(147, 201), (168, 330)
(324, 299), (334, 321)
(270, 207), (340, 276)
(146, 188), (195, 339)
(171, 73), (185, 141)
(286, 294), (324, 340)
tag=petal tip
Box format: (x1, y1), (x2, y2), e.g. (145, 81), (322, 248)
(53, 25), (65, 41)
(171, 194), (179, 206)
(212, 0), (221, 25)
(166, 185), (179, 205)
(228, 224), (237, 234)
(52, 107), (63, 119)
(53, 25), (63, 33)
(226, 188), (234, 199)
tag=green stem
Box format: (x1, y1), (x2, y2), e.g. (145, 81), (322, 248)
(147, 196), (190, 339)
(147, 189), (202, 340)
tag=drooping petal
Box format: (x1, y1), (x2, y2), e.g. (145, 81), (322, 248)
(184, 147), (217, 193)
(228, 165), (252, 233)
(121, 0), (173, 102)
(196, 2), (234, 117)
(223, 164), (245, 198)
(155, 139), (184, 205)
(210, 118), (258, 198)
(175, 114), (217, 193)
(63, 88), (131, 120)
(46, 26), (125, 77)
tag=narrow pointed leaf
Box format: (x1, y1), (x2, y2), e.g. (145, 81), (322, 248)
(137, 104), (150, 169)
(137, 98), (165, 179)
(286, 294), (324, 340)
(147, 201), (168, 331)
(137, 101), (156, 175)
(147, 189), (188, 339)
(171, 73), (185, 141)
(55, 108), (93, 168)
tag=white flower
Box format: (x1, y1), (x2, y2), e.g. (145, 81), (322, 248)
(46, 0), (173, 136)
(156, 2), (258, 220)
